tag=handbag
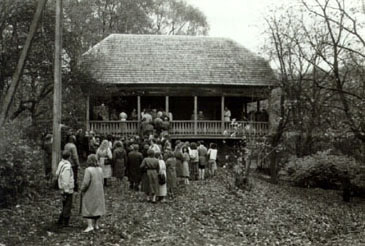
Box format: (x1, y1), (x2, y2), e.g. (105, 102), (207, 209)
(158, 173), (166, 185)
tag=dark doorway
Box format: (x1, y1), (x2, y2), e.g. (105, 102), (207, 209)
(170, 97), (193, 120)
(90, 96), (137, 120)
(141, 96), (165, 112)
(198, 97), (221, 120)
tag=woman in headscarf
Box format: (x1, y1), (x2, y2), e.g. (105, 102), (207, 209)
(81, 154), (106, 232)
(112, 141), (127, 188)
(140, 149), (159, 203)
(96, 139), (113, 186)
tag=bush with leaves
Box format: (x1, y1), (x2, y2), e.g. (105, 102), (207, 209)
(285, 150), (365, 194)
(0, 122), (45, 207)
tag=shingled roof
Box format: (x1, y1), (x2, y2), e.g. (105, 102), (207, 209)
(82, 34), (276, 87)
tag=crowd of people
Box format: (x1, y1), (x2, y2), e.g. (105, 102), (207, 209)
(49, 131), (220, 232)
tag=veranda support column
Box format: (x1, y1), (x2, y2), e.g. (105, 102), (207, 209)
(221, 96), (225, 134)
(194, 96), (197, 135)
(137, 96), (141, 122)
(165, 96), (169, 114)
(137, 96), (141, 135)
(257, 100), (261, 112)
(86, 95), (90, 131)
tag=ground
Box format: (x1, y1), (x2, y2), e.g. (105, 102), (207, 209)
(1, 168), (365, 246)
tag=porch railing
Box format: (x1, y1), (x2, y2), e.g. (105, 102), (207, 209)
(89, 121), (139, 137)
(89, 120), (269, 138)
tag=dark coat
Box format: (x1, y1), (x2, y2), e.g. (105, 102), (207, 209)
(127, 150), (144, 183)
(140, 157), (159, 195)
(113, 147), (127, 178)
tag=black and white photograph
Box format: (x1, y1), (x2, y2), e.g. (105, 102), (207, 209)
(0, 0), (365, 245)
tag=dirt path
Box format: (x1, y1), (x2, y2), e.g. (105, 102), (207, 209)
(1, 169), (365, 246)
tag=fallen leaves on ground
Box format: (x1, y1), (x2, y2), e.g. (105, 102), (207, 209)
(1, 168), (365, 246)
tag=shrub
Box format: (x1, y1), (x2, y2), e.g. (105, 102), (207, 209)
(285, 150), (365, 193)
(0, 122), (46, 207)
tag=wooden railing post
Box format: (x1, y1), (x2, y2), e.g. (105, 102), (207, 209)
(165, 96), (169, 114)
(137, 96), (141, 122)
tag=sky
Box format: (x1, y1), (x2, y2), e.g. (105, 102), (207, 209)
(185, 0), (291, 54)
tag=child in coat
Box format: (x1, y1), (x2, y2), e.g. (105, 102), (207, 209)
(56, 150), (74, 227)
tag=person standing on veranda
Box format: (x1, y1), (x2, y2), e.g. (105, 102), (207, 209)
(81, 154), (106, 232)
(224, 107), (231, 122)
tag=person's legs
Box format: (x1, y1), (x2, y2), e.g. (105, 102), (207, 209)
(84, 219), (94, 232)
(93, 217), (100, 230)
(59, 193), (73, 226)
(202, 169), (205, 180)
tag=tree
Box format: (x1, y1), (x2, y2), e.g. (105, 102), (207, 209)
(263, 0), (365, 179)
(0, 0), (48, 126)
(300, 0), (365, 143)
(0, 0), (209, 127)
(151, 0), (209, 35)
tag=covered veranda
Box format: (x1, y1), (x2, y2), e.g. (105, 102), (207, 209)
(80, 34), (276, 139)
(85, 84), (270, 139)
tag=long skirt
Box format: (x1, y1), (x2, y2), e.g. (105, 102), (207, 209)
(166, 168), (177, 190)
(100, 157), (112, 178)
(175, 159), (183, 178)
(113, 159), (125, 179)
(141, 170), (159, 196)
(158, 171), (167, 197)
(182, 161), (190, 178)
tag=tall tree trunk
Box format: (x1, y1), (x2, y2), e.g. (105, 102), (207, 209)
(0, 0), (48, 126)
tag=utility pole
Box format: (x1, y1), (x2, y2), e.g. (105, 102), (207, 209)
(52, 0), (63, 176)
(0, 0), (47, 126)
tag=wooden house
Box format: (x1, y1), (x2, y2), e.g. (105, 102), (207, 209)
(80, 34), (276, 139)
